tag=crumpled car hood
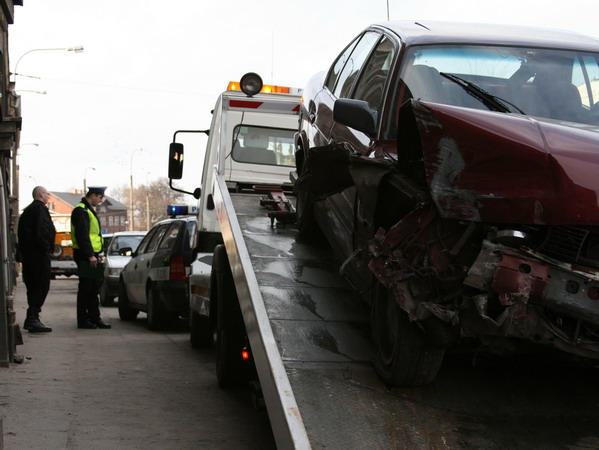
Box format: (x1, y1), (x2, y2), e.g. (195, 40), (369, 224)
(411, 100), (599, 225)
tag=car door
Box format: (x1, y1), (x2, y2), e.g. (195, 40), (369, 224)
(317, 32), (398, 263)
(129, 224), (169, 304)
(122, 228), (155, 300)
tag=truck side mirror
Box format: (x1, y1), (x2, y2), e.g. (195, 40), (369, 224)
(168, 142), (184, 180)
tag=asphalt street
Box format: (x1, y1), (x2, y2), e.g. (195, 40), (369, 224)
(0, 277), (276, 449)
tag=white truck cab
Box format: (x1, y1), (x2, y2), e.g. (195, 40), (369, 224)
(168, 73), (301, 347)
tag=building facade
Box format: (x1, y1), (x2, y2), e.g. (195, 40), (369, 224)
(48, 190), (128, 234)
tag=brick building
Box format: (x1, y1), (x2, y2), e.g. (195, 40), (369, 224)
(47, 190), (128, 234)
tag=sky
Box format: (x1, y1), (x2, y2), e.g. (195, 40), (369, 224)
(9, 0), (599, 209)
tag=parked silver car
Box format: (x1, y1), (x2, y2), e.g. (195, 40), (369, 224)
(100, 231), (147, 306)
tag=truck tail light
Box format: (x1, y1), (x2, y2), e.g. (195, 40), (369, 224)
(241, 346), (250, 361)
(169, 255), (187, 281)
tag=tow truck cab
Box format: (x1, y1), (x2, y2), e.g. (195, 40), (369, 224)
(168, 73), (302, 351)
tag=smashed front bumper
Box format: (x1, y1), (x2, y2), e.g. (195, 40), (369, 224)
(463, 241), (599, 358)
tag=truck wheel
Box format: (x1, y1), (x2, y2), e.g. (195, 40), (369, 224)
(147, 287), (166, 331)
(371, 282), (444, 387)
(213, 244), (245, 388)
(100, 282), (115, 307)
(118, 278), (139, 321)
(190, 310), (213, 348)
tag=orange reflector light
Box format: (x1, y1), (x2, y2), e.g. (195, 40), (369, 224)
(228, 81), (291, 94)
(241, 347), (250, 360)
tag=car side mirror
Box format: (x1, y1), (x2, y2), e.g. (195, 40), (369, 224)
(168, 142), (184, 180)
(119, 247), (133, 257)
(333, 98), (378, 137)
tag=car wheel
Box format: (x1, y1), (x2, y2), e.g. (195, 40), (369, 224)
(213, 244), (245, 388)
(118, 278), (139, 321)
(371, 282), (444, 387)
(295, 152), (323, 240)
(295, 188), (323, 239)
(190, 310), (213, 348)
(100, 282), (115, 307)
(146, 286), (166, 331)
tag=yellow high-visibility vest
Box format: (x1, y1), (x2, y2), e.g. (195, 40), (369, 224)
(71, 202), (103, 252)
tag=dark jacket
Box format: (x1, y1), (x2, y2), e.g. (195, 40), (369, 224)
(71, 197), (102, 262)
(17, 199), (56, 257)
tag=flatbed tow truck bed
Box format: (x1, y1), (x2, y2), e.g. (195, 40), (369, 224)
(213, 173), (599, 449)
(215, 178), (409, 449)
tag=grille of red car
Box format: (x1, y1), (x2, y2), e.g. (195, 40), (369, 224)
(538, 226), (599, 268)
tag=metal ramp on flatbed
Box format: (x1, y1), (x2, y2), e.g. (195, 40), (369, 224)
(213, 174), (408, 449)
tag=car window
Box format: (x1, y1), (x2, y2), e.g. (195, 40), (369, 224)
(325, 35), (360, 92)
(145, 224), (170, 253)
(135, 228), (157, 255)
(352, 35), (396, 112)
(574, 54), (599, 107)
(159, 222), (181, 250)
(185, 220), (196, 251)
(231, 125), (296, 167)
(109, 235), (145, 255)
(333, 31), (381, 99)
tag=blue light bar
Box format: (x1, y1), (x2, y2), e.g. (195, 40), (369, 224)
(167, 205), (188, 216)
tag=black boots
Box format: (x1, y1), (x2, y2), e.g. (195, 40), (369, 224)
(24, 310), (52, 333)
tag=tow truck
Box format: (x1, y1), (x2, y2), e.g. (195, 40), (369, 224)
(168, 74), (414, 449)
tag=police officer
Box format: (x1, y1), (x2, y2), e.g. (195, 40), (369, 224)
(17, 186), (56, 333)
(71, 186), (111, 329)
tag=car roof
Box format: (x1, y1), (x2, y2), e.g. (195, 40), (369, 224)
(153, 216), (197, 228)
(373, 21), (599, 52)
(108, 231), (148, 237)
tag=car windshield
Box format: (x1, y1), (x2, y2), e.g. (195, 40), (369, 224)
(231, 125), (296, 167)
(109, 235), (145, 255)
(398, 45), (599, 125)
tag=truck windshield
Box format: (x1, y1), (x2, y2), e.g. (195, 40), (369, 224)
(231, 125), (296, 167)
(397, 45), (599, 125)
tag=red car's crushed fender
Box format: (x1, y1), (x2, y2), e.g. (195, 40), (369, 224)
(411, 100), (599, 225)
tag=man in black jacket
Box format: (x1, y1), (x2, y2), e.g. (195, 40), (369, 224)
(17, 186), (56, 333)
(71, 186), (111, 329)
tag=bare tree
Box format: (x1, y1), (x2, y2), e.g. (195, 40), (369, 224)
(111, 178), (187, 230)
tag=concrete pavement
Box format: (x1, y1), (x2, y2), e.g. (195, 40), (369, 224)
(0, 277), (276, 449)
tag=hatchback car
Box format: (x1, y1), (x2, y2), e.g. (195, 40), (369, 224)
(118, 216), (196, 330)
(100, 231), (147, 306)
(294, 21), (599, 386)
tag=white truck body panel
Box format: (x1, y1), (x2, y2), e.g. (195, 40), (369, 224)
(196, 91), (299, 235)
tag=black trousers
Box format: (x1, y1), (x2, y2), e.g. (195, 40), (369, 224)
(76, 274), (102, 324)
(21, 252), (51, 316)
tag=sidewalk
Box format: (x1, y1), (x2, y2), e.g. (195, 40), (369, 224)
(0, 277), (275, 450)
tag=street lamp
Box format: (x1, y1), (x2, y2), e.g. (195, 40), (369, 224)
(15, 90), (47, 95)
(129, 148), (143, 231)
(83, 167), (96, 193)
(12, 46), (84, 81)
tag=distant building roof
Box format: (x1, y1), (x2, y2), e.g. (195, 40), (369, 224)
(51, 191), (128, 212)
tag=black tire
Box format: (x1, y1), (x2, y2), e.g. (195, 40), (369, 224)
(100, 282), (115, 307)
(118, 278), (139, 321)
(294, 148), (323, 240)
(371, 282), (444, 387)
(52, 244), (63, 258)
(213, 244), (246, 388)
(146, 287), (166, 331)
(190, 310), (213, 348)
(295, 188), (323, 240)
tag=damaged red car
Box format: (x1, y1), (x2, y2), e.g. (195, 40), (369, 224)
(294, 21), (599, 387)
